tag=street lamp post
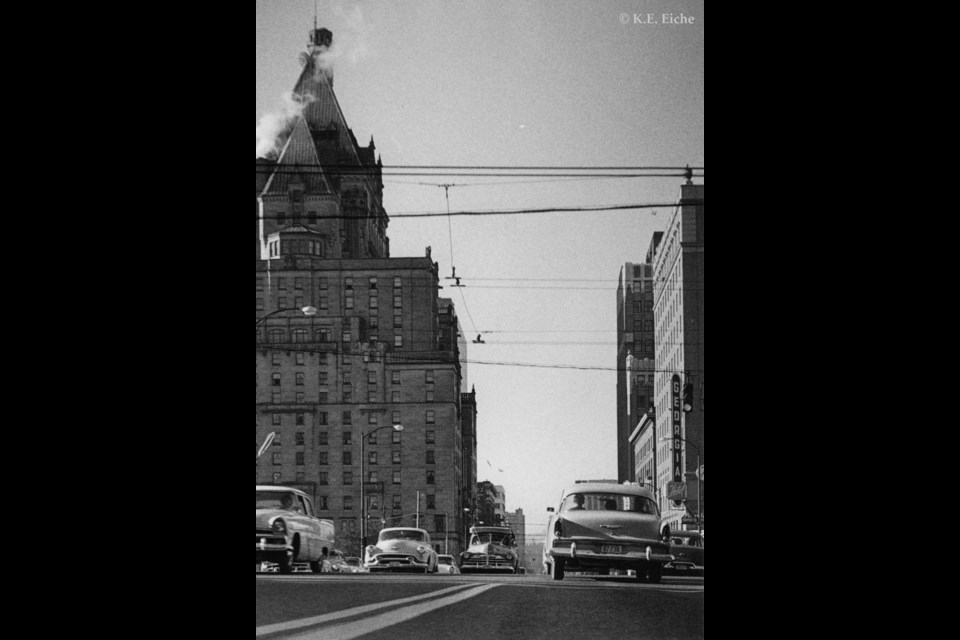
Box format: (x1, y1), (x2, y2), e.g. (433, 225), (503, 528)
(255, 306), (318, 328)
(671, 436), (702, 536)
(361, 423), (403, 550)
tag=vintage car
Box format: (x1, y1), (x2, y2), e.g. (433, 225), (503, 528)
(436, 555), (461, 575)
(663, 531), (704, 574)
(543, 481), (673, 583)
(364, 527), (439, 573)
(459, 525), (520, 573)
(256, 485), (335, 574)
(344, 556), (369, 574)
(326, 549), (354, 573)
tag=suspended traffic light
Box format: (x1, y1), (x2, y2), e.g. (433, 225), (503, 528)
(682, 383), (694, 412)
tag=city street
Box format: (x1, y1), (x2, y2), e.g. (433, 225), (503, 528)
(256, 573), (704, 639)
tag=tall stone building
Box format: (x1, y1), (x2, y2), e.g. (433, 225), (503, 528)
(615, 233), (662, 482)
(652, 180), (704, 533)
(255, 27), (477, 557)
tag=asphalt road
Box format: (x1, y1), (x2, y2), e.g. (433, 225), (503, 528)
(256, 572), (704, 639)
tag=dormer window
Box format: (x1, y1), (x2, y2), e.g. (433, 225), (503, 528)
(267, 229), (325, 261)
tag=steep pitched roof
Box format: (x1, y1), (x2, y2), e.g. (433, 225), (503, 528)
(292, 59), (360, 159)
(260, 116), (332, 196)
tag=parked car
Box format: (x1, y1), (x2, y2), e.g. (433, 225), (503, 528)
(344, 556), (369, 574)
(663, 531), (704, 575)
(364, 527), (439, 573)
(327, 549), (353, 573)
(256, 485), (336, 574)
(436, 555), (461, 575)
(543, 481), (673, 583)
(459, 526), (519, 574)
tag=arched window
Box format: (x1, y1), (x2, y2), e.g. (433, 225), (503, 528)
(292, 329), (309, 343)
(268, 329), (285, 343)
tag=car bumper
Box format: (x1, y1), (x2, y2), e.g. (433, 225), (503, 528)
(663, 561), (704, 575)
(459, 558), (517, 573)
(548, 541), (673, 565)
(256, 534), (292, 560)
(364, 555), (431, 571)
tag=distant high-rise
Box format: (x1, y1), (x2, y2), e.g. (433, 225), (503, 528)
(256, 26), (477, 557)
(615, 233), (662, 482)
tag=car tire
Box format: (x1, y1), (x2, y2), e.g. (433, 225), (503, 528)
(647, 564), (663, 584)
(551, 559), (565, 581)
(278, 550), (295, 574)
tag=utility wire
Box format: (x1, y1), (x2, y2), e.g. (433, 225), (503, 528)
(255, 200), (703, 219)
(257, 163), (704, 171)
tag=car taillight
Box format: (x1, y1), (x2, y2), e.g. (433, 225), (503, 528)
(554, 518), (564, 538)
(272, 519), (286, 535)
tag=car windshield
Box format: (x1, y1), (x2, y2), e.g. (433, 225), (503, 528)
(471, 532), (512, 545)
(379, 529), (426, 542)
(438, 556), (455, 564)
(346, 558), (360, 566)
(672, 536), (702, 547)
(560, 492), (658, 515)
(256, 490), (299, 511)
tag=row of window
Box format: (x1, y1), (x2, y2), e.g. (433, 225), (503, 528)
(270, 370), (435, 384)
(267, 377), (437, 401)
(268, 449), (439, 465)
(263, 387), (442, 403)
(256, 326), (405, 345)
(263, 462), (439, 485)
(265, 411), (435, 428)
(256, 276), (403, 292)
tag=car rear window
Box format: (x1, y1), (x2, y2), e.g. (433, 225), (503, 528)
(560, 492), (658, 515)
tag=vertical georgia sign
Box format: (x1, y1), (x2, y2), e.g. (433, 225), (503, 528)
(672, 374), (682, 482)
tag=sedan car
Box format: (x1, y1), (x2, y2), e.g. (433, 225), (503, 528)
(436, 555), (461, 575)
(256, 485), (335, 574)
(663, 531), (704, 575)
(326, 549), (354, 574)
(459, 526), (520, 574)
(344, 556), (369, 574)
(364, 528), (439, 573)
(543, 481), (673, 583)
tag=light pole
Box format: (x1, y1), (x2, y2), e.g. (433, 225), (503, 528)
(255, 306), (318, 328)
(671, 436), (702, 536)
(361, 423), (403, 549)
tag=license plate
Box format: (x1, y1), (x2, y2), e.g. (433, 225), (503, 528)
(600, 545), (621, 554)
(389, 562), (401, 567)
(675, 564), (688, 570)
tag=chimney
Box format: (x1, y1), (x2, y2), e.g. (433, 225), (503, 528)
(308, 28), (334, 86)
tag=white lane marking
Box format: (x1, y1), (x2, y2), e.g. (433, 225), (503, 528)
(255, 584), (475, 637)
(279, 584), (500, 640)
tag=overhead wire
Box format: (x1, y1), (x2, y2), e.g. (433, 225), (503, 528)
(254, 200), (703, 218)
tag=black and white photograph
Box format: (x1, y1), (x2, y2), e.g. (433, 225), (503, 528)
(256, 1), (704, 637)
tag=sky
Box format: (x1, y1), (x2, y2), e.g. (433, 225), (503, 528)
(256, 0), (704, 539)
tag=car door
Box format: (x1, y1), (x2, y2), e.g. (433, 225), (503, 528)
(297, 495), (319, 560)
